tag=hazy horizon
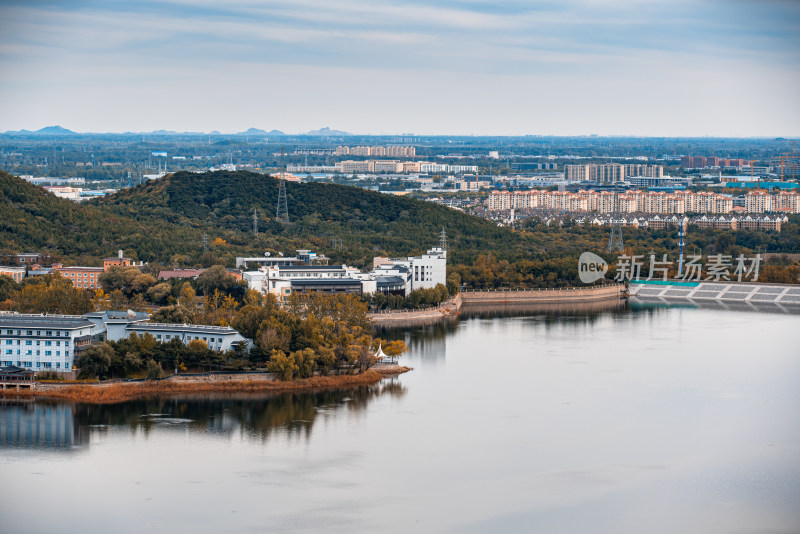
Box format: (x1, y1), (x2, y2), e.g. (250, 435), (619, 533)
(3, 125), (799, 140)
(1, 1), (798, 137)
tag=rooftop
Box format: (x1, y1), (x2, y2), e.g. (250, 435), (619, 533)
(128, 322), (243, 335)
(84, 310), (150, 322)
(278, 265), (347, 271)
(0, 313), (94, 329)
(290, 279), (362, 286)
(53, 266), (105, 271)
(0, 366), (35, 376)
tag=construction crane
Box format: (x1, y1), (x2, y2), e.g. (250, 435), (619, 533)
(779, 141), (798, 182)
(748, 160), (759, 189)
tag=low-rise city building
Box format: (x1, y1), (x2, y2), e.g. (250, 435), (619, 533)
(0, 266), (26, 283)
(0, 314), (100, 372)
(0, 310), (252, 374)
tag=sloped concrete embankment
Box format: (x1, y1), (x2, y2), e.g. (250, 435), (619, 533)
(370, 285), (624, 326)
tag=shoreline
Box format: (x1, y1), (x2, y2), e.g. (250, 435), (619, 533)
(370, 284), (625, 326)
(0, 366), (411, 404)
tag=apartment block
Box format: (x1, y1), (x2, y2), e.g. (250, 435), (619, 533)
(564, 163), (662, 183)
(51, 265), (104, 289)
(335, 146), (415, 157)
(488, 189), (734, 215)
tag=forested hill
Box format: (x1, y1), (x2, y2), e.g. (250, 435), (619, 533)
(0, 170), (155, 263)
(2, 170), (543, 267)
(93, 170), (532, 266)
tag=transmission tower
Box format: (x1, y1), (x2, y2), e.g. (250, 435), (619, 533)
(252, 208), (259, 235)
(276, 148), (289, 223)
(202, 233), (208, 253)
(607, 178), (624, 253)
(439, 227), (448, 250)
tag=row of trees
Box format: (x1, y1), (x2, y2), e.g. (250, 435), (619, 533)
(369, 283), (454, 310)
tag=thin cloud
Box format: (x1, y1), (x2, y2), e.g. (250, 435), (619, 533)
(0, 0), (797, 135)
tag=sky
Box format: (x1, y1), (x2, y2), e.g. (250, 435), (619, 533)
(0, 0), (798, 136)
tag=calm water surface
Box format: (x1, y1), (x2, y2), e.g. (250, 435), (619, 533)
(1, 304), (799, 533)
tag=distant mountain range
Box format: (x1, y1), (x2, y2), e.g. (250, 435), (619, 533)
(4, 125), (77, 136)
(304, 126), (351, 136)
(236, 128), (286, 136)
(1, 126), (350, 136)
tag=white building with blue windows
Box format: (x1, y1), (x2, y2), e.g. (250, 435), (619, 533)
(0, 314), (101, 372)
(0, 311), (251, 374)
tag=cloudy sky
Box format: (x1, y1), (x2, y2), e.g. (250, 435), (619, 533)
(1, 0), (798, 136)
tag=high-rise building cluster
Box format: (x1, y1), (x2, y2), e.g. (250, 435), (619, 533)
(488, 189), (799, 215)
(334, 146), (416, 157)
(563, 163), (663, 182)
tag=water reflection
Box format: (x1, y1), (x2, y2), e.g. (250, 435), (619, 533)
(631, 296), (800, 315)
(0, 400), (89, 451)
(460, 298), (626, 319)
(376, 320), (456, 364)
(0, 382), (407, 451)
(377, 300), (630, 360)
(80, 382), (406, 442)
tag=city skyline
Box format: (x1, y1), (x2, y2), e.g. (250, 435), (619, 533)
(1, 0), (799, 136)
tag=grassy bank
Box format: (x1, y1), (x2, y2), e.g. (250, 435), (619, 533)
(0, 368), (410, 404)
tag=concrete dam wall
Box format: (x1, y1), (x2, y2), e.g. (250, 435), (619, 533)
(460, 284), (625, 305)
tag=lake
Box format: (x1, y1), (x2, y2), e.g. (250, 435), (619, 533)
(1, 303), (799, 533)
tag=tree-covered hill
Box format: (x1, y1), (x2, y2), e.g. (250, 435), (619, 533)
(2, 170), (541, 267)
(93, 170), (538, 266)
(0, 170), (155, 263)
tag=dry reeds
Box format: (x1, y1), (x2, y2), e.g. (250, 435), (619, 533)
(0, 370), (391, 404)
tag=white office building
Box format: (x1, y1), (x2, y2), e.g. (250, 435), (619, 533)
(0, 314), (101, 372)
(124, 323), (248, 352)
(408, 247), (447, 291)
(1, 311), (252, 374)
(370, 247), (447, 293)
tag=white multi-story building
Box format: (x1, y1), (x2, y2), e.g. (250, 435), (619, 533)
(420, 163), (479, 174)
(0, 311), (253, 374)
(0, 314), (99, 372)
(249, 264), (365, 299)
(124, 323), (248, 352)
(370, 247), (447, 293)
(408, 247), (447, 291)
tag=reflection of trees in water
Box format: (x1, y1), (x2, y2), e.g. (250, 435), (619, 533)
(461, 299), (626, 322)
(0, 399), (88, 451)
(71, 381), (407, 443)
(375, 301), (641, 351)
(376, 320), (457, 362)
(462, 300), (681, 330)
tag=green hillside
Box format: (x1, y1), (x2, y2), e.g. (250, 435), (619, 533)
(0, 170), (150, 263)
(92, 170), (533, 266)
(1, 170), (538, 267)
